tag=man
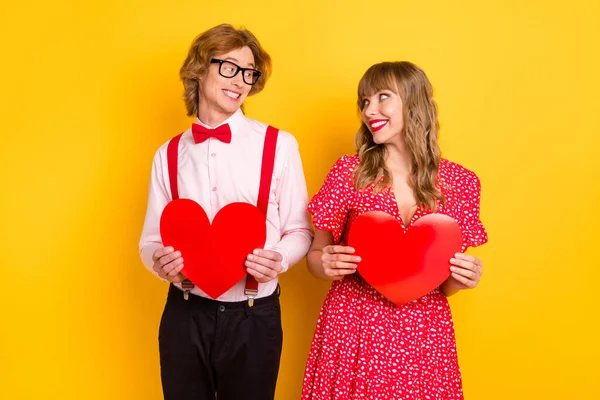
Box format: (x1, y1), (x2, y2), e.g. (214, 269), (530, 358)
(139, 24), (312, 400)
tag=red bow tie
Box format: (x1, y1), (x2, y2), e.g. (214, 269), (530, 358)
(192, 123), (232, 144)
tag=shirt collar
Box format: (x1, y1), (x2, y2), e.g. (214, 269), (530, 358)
(195, 109), (245, 139)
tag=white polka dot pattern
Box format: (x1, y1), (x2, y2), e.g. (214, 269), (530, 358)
(301, 155), (488, 400)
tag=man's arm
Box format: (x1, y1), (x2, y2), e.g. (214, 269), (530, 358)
(139, 148), (171, 279)
(245, 134), (313, 282)
(270, 136), (313, 271)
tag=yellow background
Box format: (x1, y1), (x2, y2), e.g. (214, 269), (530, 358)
(1, 0), (599, 398)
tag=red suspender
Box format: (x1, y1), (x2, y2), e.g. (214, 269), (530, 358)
(167, 133), (183, 201)
(244, 125), (279, 299)
(166, 126), (280, 301)
(167, 133), (193, 291)
(256, 125), (279, 216)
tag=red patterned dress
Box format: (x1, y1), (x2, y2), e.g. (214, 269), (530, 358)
(302, 155), (488, 400)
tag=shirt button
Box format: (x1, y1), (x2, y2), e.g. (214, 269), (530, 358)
(211, 153), (216, 157)
(212, 187), (217, 192)
(219, 305), (226, 312)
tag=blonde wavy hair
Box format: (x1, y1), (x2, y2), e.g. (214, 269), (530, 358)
(353, 61), (444, 211)
(179, 24), (272, 117)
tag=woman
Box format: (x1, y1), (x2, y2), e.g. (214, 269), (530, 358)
(302, 61), (488, 399)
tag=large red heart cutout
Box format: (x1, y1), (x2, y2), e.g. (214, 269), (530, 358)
(348, 212), (462, 306)
(159, 199), (266, 299)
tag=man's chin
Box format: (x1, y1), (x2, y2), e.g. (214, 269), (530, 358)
(219, 103), (240, 114)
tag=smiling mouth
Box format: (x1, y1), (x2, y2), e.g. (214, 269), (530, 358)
(370, 120), (388, 132)
(223, 89), (241, 99)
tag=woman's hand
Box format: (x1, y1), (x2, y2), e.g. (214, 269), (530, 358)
(441, 253), (483, 296)
(319, 245), (361, 280)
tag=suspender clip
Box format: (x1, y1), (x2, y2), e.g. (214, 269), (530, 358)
(245, 288), (258, 307)
(181, 279), (194, 301)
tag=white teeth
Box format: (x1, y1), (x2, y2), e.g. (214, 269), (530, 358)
(223, 90), (240, 99)
(371, 121), (387, 128)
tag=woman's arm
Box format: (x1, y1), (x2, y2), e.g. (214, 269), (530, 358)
(307, 229), (361, 281)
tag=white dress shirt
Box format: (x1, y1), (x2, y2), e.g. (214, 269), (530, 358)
(139, 109), (313, 301)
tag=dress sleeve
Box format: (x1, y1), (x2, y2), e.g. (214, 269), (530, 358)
(307, 156), (353, 243)
(459, 171), (488, 251)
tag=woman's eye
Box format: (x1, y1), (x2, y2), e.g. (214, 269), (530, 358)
(379, 93), (389, 100)
(362, 99), (370, 108)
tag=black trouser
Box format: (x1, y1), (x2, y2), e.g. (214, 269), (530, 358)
(158, 284), (283, 400)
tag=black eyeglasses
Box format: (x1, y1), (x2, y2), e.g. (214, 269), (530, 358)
(210, 58), (262, 85)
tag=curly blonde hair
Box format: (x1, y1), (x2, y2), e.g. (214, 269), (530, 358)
(354, 61), (444, 211)
(179, 24), (272, 117)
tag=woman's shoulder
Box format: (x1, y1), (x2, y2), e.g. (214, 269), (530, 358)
(438, 158), (482, 203)
(333, 154), (360, 169)
(326, 154), (360, 178)
(439, 158), (480, 185)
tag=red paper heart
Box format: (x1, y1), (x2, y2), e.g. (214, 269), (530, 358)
(348, 212), (462, 305)
(159, 199), (266, 299)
